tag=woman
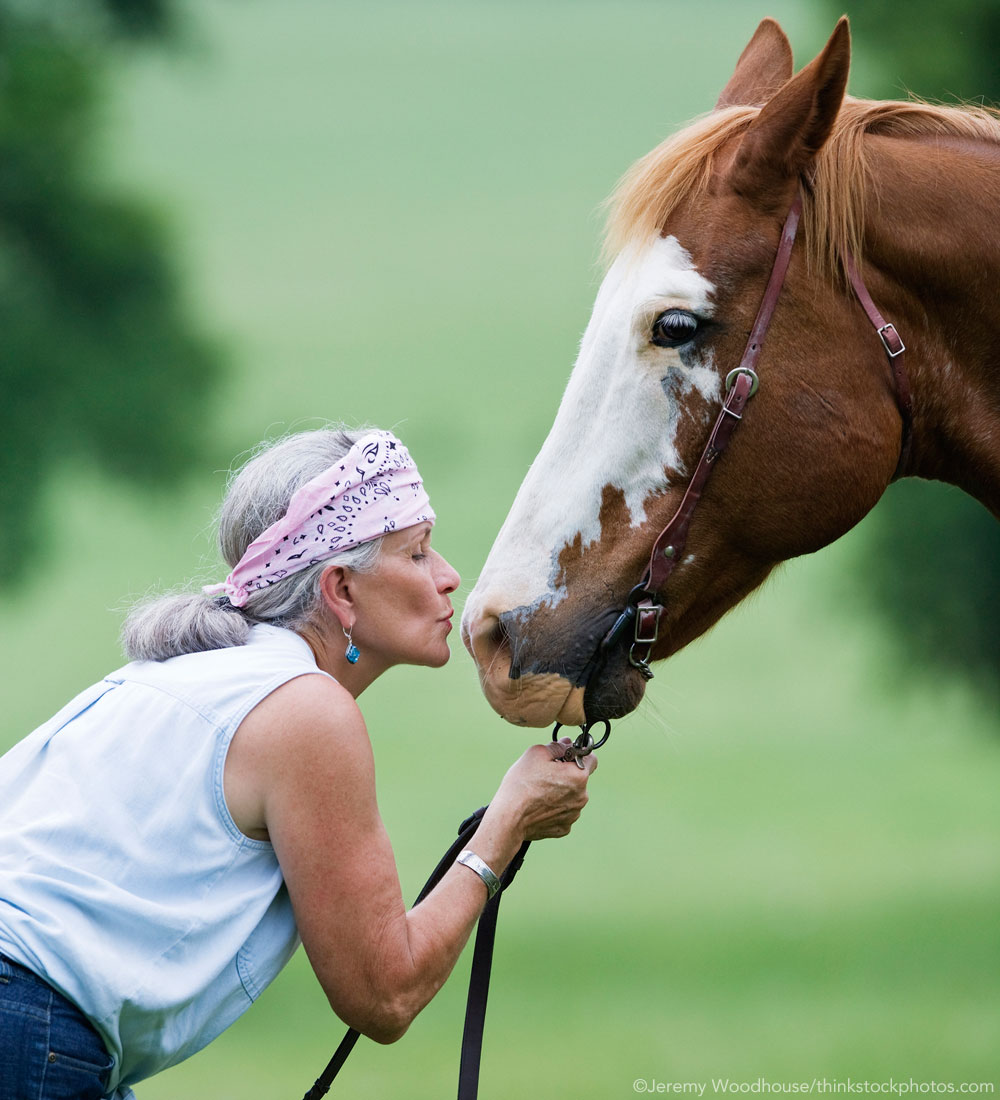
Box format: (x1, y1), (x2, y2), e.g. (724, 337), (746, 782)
(0, 426), (596, 1100)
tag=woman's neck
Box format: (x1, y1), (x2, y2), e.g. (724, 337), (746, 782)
(296, 620), (387, 697)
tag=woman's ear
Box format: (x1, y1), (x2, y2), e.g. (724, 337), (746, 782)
(318, 563), (355, 629)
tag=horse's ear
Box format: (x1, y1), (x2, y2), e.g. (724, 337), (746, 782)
(715, 18), (794, 110)
(727, 17), (851, 205)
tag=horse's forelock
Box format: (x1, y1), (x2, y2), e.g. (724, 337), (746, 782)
(602, 105), (758, 264)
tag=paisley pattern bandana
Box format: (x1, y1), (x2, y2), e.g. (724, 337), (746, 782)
(203, 430), (435, 607)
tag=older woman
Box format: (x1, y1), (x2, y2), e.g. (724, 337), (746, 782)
(0, 427), (596, 1100)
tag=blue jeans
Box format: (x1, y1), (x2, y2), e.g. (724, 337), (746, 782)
(0, 953), (114, 1100)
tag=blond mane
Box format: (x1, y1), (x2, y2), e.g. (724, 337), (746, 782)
(604, 97), (1000, 280)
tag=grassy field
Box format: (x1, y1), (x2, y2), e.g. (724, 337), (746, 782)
(1, 2), (997, 1097)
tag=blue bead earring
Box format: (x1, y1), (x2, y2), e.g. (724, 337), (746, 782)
(343, 625), (360, 664)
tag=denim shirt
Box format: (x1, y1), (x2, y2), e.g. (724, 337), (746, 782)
(0, 626), (333, 1095)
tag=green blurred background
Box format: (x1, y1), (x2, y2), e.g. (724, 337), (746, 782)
(1, 1), (997, 1096)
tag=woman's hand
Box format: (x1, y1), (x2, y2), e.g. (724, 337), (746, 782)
(485, 738), (597, 842)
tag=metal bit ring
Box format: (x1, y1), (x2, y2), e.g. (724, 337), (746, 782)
(551, 718), (612, 766)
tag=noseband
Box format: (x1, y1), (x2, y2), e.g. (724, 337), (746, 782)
(574, 188), (912, 698)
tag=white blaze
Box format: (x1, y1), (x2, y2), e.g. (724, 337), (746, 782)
(465, 235), (719, 623)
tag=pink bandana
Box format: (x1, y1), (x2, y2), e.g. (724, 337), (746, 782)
(204, 430), (435, 607)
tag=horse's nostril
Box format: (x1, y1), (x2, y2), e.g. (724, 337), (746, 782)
(496, 614), (528, 678)
(464, 610), (506, 662)
(464, 610), (521, 680)
(488, 618), (510, 653)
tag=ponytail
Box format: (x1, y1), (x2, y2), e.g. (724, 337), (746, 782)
(121, 593), (251, 662)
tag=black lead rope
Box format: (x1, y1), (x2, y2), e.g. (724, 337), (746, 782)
(455, 837), (531, 1099)
(301, 807), (531, 1100)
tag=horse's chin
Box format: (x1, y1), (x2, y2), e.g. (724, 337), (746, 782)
(556, 686), (588, 727)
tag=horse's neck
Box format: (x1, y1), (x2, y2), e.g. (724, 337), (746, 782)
(867, 134), (1000, 516)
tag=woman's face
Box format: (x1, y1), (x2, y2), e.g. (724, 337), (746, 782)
(349, 523), (460, 670)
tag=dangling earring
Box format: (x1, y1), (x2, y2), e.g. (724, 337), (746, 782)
(343, 624), (360, 664)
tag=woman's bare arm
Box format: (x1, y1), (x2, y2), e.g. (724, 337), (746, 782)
(224, 674), (595, 1043)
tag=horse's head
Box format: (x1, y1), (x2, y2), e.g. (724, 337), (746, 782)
(463, 18), (907, 727)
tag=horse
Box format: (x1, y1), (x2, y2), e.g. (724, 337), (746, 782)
(460, 16), (1000, 729)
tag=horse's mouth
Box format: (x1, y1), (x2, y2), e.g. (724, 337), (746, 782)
(487, 662), (649, 728)
(473, 649), (648, 729)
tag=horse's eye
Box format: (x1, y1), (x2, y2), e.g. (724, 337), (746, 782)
(651, 309), (699, 348)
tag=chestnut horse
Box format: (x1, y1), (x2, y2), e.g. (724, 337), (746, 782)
(461, 17), (1000, 728)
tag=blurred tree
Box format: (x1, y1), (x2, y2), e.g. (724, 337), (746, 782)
(830, 3), (1000, 702)
(99, 0), (175, 40)
(0, 0), (221, 587)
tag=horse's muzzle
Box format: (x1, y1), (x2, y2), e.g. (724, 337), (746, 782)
(461, 602), (649, 726)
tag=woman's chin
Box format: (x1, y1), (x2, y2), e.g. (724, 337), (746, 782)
(418, 642), (452, 669)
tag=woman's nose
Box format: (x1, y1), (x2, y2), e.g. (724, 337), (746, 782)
(435, 552), (460, 593)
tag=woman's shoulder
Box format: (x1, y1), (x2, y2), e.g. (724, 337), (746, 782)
(224, 671), (370, 841)
(245, 669), (364, 742)
(235, 665), (372, 788)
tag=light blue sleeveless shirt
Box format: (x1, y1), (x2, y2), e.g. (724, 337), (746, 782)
(0, 625), (333, 1096)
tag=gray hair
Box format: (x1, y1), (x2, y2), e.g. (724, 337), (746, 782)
(121, 427), (383, 661)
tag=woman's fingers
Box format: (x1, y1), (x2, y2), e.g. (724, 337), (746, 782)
(489, 737), (600, 844)
(514, 739), (599, 840)
(545, 738), (599, 773)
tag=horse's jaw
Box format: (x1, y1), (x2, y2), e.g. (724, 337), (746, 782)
(482, 673), (587, 730)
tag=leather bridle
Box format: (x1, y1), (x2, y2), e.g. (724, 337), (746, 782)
(566, 187), (913, 718)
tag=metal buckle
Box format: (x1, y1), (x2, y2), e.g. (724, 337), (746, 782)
(877, 323), (906, 357)
(725, 367), (760, 397)
(633, 602), (661, 646)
